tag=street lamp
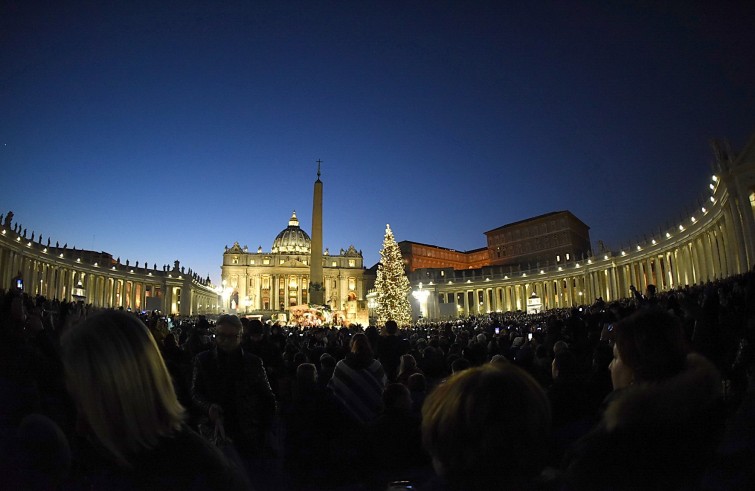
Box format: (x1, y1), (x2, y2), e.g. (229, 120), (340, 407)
(412, 282), (430, 319)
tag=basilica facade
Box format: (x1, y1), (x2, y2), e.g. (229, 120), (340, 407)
(221, 212), (367, 320)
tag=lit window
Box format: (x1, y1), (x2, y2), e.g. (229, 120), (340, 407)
(566, 253), (570, 261)
(331, 261), (337, 267)
(348, 259), (355, 267)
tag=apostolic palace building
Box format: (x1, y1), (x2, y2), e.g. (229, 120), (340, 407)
(2, 134), (754, 323)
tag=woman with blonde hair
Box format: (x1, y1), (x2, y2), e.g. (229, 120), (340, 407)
(62, 310), (249, 489)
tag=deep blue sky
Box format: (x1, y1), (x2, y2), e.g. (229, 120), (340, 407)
(2, 1), (754, 284)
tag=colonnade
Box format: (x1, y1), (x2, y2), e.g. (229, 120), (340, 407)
(415, 137), (755, 320)
(0, 230), (221, 316)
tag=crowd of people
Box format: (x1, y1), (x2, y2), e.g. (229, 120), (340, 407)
(1, 269), (755, 490)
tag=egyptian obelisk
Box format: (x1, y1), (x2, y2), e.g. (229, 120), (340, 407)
(309, 160), (324, 305)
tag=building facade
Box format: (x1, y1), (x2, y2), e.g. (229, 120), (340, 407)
(0, 217), (221, 316)
(398, 241), (489, 272)
(405, 135), (755, 320)
(399, 210), (591, 274)
(221, 212), (367, 320)
(485, 210), (591, 268)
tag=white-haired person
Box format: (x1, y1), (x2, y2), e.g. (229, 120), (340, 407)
(61, 310), (250, 489)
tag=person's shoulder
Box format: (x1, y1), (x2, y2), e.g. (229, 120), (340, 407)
(195, 349), (214, 364)
(242, 350), (264, 366)
(159, 426), (251, 489)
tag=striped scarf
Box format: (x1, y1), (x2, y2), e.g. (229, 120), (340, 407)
(328, 358), (387, 424)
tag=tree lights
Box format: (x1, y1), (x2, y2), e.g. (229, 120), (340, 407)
(374, 224), (412, 326)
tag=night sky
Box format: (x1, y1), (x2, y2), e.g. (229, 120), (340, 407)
(2, 1), (754, 284)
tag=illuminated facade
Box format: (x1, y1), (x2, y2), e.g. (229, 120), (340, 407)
(485, 211), (591, 267)
(408, 135), (755, 320)
(399, 211), (591, 273)
(0, 218), (221, 316)
(399, 242), (489, 271)
(221, 211), (367, 319)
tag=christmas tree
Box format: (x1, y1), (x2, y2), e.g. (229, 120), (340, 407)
(374, 224), (413, 326)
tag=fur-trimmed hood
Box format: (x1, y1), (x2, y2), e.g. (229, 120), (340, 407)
(604, 353), (721, 432)
(563, 353), (724, 490)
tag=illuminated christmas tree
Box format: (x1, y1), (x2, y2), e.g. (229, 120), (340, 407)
(374, 224), (413, 326)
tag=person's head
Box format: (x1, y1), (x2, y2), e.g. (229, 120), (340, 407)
(350, 332), (373, 357)
(383, 383), (411, 412)
(399, 354), (417, 373)
(610, 308), (689, 389)
(490, 354), (510, 366)
(552, 350), (577, 381)
(407, 372), (426, 392)
(384, 320), (398, 335)
(553, 340), (569, 356)
(162, 331), (178, 350)
(319, 353), (336, 371)
(296, 363), (317, 386)
(293, 351), (308, 366)
(451, 357), (471, 374)
(422, 364), (551, 489)
(214, 314), (242, 353)
(246, 319), (264, 340)
(61, 311), (184, 466)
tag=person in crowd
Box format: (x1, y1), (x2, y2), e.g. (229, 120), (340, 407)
(397, 353), (423, 386)
(192, 314), (277, 456)
(285, 362), (345, 484)
(407, 372), (427, 418)
(161, 331), (198, 425)
(182, 318), (212, 359)
(367, 383), (427, 473)
(61, 310), (250, 489)
(531, 343), (553, 387)
(242, 318), (283, 394)
(548, 350), (588, 427)
(328, 333), (387, 424)
(548, 349), (592, 463)
(318, 352), (336, 390)
(469, 334), (490, 364)
(563, 307), (723, 490)
(450, 357), (471, 374)
(377, 320), (408, 382)
(421, 363), (551, 490)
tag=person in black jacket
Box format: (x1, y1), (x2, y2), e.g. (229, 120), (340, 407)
(192, 314), (277, 455)
(377, 320), (408, 382)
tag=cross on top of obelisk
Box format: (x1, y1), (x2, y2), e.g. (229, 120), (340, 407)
(316, 159), (322, 179)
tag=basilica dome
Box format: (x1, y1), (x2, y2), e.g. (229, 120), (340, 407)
(271, 211), (311, 254)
